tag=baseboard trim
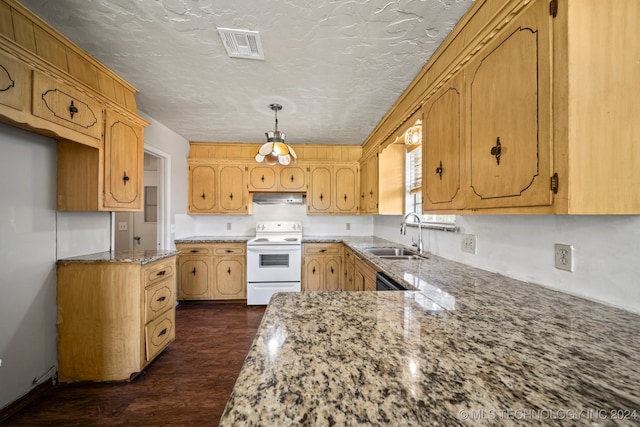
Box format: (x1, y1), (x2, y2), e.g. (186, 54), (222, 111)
(0, 380), (54, 423)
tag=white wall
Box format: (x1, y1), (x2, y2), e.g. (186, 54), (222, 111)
(139, 112), (190, 250)
(374, 214), (640, 314)
(175, 204), (373, 238)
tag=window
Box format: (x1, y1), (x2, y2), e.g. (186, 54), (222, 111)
(404, 124), (456, 228)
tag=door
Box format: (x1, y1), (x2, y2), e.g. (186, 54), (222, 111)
(467, 0), (552, 208)
(423, 74), (463, 210)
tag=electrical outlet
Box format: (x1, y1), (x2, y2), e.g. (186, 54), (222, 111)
(346, 223), (351, 230)
(118, 222), (128, 231)
(555, 243), (574, 272)
(461, 233), (477, 254)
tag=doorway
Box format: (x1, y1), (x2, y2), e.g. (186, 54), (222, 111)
(113, 148), (171, 251)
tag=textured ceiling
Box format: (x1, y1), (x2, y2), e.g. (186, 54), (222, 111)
(20, 0), (474, 145)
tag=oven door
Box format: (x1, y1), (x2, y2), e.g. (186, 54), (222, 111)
(246, 244), (302, 283)
(247, 282), (302, 305)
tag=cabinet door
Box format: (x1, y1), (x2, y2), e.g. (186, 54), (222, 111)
(103, 110), (143, 210)
(0, 50), (28, 113)
(189, 164), (217, 212)
(303, 257), (323, 291)
(213, 257), (246, 299)
(32, 72), (103, 140)
(423, 74), (463, 210)
(248, 165), (277, 191)
(467, 0), (552, 208)
(324, 256), (342, 291)
(334, 165), (358, 214)
(218, 164), (247, 213)
(365, 154), (378, 213)
(359, 158), (369, 214)
(278, 165), (306, 191)
(178, 257), (210, 299)
(308, 165), (332, 213)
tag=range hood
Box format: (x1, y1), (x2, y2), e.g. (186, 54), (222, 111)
(252, 193), (306, 205)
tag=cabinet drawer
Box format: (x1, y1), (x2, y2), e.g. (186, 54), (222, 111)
(176, 244), (211, 255)
(143, 258), (175, 286)
(213, 244), (245, 255)
(145, 309), (175, 362)
(145, 278), (175, 324)
(304, 243), (342, 256)
(32, 71), (103, 139)
(0, 51), (29, 112)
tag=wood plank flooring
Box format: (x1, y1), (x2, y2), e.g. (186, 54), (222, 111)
(3, 302), (266, 426)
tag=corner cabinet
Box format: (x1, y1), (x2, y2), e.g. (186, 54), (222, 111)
(188, 161), (249, 214)
(57, 255), (177, 382)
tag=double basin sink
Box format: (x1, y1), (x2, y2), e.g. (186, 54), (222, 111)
(364, 247), (424, 260)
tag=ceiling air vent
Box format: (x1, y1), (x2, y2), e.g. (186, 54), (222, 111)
(217, 28), (264, 60)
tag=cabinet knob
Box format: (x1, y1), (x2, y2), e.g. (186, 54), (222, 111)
(156, 270), (166, 276)
(190, 249), (200, 253)
(312, 266), (316, 274)
(201, 192), (206, 200)
(158, 328), (167, 337)
(343, 194), (348, 201)
(123, 172), (129, 185)
(192, 267), (197, 275)
(226, 249), (233, 253)
(227, 267), (231, 275)
(435, 161), (443, 180)
(490, 137), (502, 165)
(330, 267), (334, 274)
(68, 100), (78, 119)
(229, 193), (234, 200)
(319, 193), (323, 201)
(261, 174), (265, 182)
(290, 175), (295, 182)
(156, 296), (166, 302)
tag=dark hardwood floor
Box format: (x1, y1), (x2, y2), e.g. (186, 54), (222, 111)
(3, 302), (266, 426)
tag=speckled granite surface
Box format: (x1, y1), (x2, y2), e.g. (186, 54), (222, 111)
(220, 237), (640, 426)
(57, 250), (178, 265)
(175, 236), (252, 243)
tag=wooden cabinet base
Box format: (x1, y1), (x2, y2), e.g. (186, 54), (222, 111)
(57, 256), (176, 382)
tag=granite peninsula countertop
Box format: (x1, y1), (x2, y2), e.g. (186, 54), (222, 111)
(220, 236), (640, 426)
(57, 250), (178, 265)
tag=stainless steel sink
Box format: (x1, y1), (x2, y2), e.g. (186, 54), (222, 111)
(364, 247), (424, 260)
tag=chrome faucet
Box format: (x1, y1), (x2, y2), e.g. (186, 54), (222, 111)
(401, 212), (424, 255)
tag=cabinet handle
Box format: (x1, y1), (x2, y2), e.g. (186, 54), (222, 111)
(201, 192), (206, 200)
(190, 250), (200, 253)
(226, 249), (233, 253)
(229, 193), (233, 200)
(490, 137), (502, 165)
(68, 100), (78, 119)
(319, 193), (323, 201)
(156, 296), (166, 302)
(192, 267), (197, 275)
(156, 270), (166, 276)
(227, 267), (231, 275)
(319, 249), (327, 253)
(343, 194), (348, 201)
(361, 193), (365, 199)
(435, 161), (443, 180)
(312, 266), (316, 274)
(369, 190), (373, 196)
(158, 328), (167, 337)
(290, 175), (295, 182)
(123, 172), (129, 185)
(261, 174), (265, 182)
(330, 267), (334, 274)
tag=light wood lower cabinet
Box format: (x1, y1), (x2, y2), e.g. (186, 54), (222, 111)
(354, 255), (378, 292)
(176, 242), (246, 300)
(302, 243), (343, 291)
(343, 245), (356, 291)
(57, 255), (176, 383)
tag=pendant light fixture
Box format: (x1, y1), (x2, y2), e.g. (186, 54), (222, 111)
(255, 103), (297, 165)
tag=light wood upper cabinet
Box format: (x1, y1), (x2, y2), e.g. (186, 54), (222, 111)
(308, 163), (359, 214)
(466, 0), (552, 209)
(103, 109), (144, 211)
(422, 74), (463, 210)
(0, 50), (28, 113)
(190, 163), (217, 212)
(187, 161), (248, 214)
(334, 165), (358, 214)
(308, 165), (333, 213)
(278, 165), (306, 191)
(248, 165), (277, 191)
(360, 145), (404, 215)
(218, 164), (248, 213)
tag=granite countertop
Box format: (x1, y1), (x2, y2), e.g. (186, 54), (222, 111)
(220, 237), (640, 426)
(175, 236), (253, 243)
(57, 250), (179, 265)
